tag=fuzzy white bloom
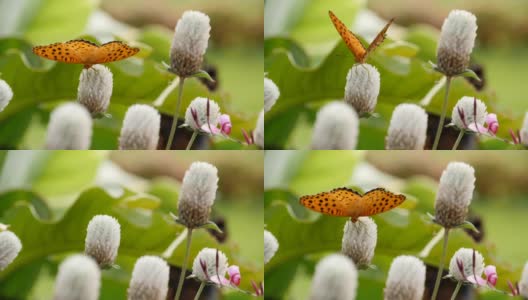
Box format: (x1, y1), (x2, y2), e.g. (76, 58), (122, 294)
(170, 11), (211, 77)
(0, 231), (22, 271)
(53, 255), (101, 300)
(192, 248), (228, 281)
(310, 254), (358, 300)
(434, 162), (475, 228)
(264, 78), (280, 112)
(437, 10), (477, 76)
(341, 217), (377, 268)
(254, 110), (264, 148)
(311, 101), (359, 150)
(46, 103), (93, 150)
(264, 230), (279, 264)
(448, 248), (485, 282)
(184, 97), (221, 131)
(85, 215), (121, 267)
(520, 112), (528, 145)
(384, 256), (426, 300)
(344, 63), (380, 115)
(451, 97), (487, 130)
(178, 162), (218, 228)
(520, 262), (528, 298)
(0, 79), (13, 112)
(119, 104), (160, 150)
(128, 256), (169, 300)
(77, 65), (113, 114)
(386, 104), (428, 150)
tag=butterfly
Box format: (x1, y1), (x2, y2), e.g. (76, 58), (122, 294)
(299, 187), (406, 222)
(328, 10), (394, 64)
(32, 39), (140, 69)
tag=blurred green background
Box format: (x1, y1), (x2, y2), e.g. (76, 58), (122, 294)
(264, 150), (528, 299)
(264, 0), (528, 150)
(0, 150), (263, 299)
(0, 0), (263, 149)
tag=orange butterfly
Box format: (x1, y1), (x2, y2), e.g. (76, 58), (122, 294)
(299, 187), (406, 222)
(32, 39), (139, 69)
(329, 10), (394, 64)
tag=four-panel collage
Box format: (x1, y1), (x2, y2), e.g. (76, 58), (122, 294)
(0, 0), (527, 299)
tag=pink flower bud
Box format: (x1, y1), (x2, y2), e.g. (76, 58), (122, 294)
(486, 113), (499, 135)
(484, 265), (498, 287)
(219, 114), (232, 135)
(228, 265), (241, 286)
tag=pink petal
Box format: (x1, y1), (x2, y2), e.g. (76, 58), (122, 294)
(228, 265), (241, 286)
(467, 275), (487, 286)
(210, 276), (230, 286)
(219, 114), (231, 125)
(201, 124), (221, 134)
(467, 123), (487, 133)
(485, 113), (498, 125)
(219, 114), (232, 135)
(484, 265), (498, 286)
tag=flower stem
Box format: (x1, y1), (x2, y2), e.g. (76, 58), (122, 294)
(431, 228), (450, 300)
(186, 131), (198, 150)
(432, 76), (452, 150)
(450, 281), (462, 300)
(166, 77), (186, 150)
(174, 228), (193, 300)
(194, 282), (206, 300)
(452, 131), (464, 150)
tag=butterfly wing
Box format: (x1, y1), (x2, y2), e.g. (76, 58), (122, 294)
(32, 41), (93, 64)
(359, 188), (405, 217)
(96, 41), (139, 64)
(364, 18), (394, 60)
(328, 10), (366, 63)
(299, 187), (362, 217)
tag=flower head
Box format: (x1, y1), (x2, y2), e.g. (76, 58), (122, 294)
(119, 104), (160, 150)
(437, 10), (477, 76)
(344, 63), (380, 115)
(341, 217), (377, 268)
(311, 101), (359, 150)
(448, 248), (485, 283)
(310, 254), (358, 300)
(452, 97), (487, 132)
(482, 265), (498, 287)
(386, 104), (428, 150)
(85, 215), (121, 267)
(0, 230), (22, 271)
(520, 262), (528, 297)
(178, 161), (218, 228)
(521, 112), (528, 145)
(253, 110), (264, 148)
(46, 103), (93, 150)
(264, 78), (280, 112)
(77, 65), (113, 115)
(192, 248), (229, 284)
(434, 162), (475, 228)
(384, 256), (426, 300)
(264, 230), (279, 264)
(53, 255), (101, 300)
(128, 256), (169, 300)
(227, 265), (241, 286)
(0, 79), (13, 112)
(170, 11), (211, 77)
(184, 97), (221, 132)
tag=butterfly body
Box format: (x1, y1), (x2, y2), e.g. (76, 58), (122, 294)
(328, 10), (393, 64)
(299, 187), (406, 222)
(32, 40), (140, 69)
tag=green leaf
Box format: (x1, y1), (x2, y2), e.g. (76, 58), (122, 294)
(461, 68), (482, 81)
(191, 70), (215, 82)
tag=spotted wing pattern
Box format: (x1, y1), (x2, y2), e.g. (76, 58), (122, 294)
(32, 40), (139, 67)
(328, 10), (366, 63)
(359, 188), (406, 217)
(364, 18), (394, 60)
(299, 187), (363, 217)
(97, 41), (140, 63)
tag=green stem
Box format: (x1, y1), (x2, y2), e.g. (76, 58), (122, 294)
(450, 281), (462, 300)
(166, 77), (186, 150)
(186, 131), (198, 150)
(431, 228), (450, 300)
(432, 76), (452, 150)
(452, 131), (464, 150)
(194, 282), (206, 300)
(174, 228), (193, 300)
